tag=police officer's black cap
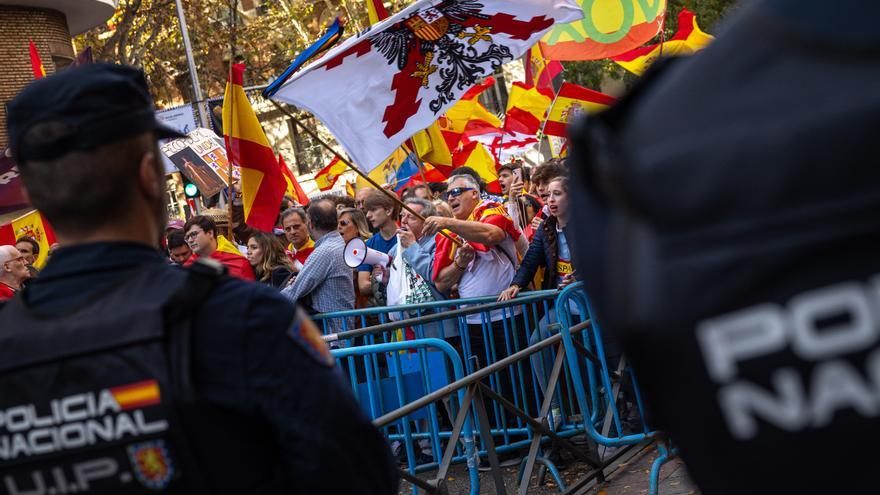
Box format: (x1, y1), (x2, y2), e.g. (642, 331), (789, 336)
(6, 63), (186, 164)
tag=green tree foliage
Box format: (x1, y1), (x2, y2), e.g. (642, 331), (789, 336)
(75, 0), (393, 106)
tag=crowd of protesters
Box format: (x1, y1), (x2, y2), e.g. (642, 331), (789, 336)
(1, 157), (576, 331)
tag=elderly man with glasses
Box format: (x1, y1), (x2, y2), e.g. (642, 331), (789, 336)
(0, 245), (31, 301)
(422, 174), (528, 361)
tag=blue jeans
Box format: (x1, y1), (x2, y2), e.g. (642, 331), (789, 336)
(529, 310), (561, 410)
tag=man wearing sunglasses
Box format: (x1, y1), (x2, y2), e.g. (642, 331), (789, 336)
(424, 174), (527, 344)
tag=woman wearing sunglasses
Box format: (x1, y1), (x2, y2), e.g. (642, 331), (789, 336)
(337, 208), (371, 244)
(337, 207), (373, 308)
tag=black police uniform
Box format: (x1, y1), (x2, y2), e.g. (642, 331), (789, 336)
(568, 1), (880, 493)
(0, 242), (397, 494)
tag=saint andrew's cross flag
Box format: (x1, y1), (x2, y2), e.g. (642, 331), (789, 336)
(270, 0), (583, 174)
(223, 64), (287, 232)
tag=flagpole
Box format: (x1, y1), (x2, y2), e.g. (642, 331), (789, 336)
(404, 138), (429, 186)
(270, 100), (461, 246)
(226, 61), (235, 240)
(174, 0), (209, 128)
(536, 89), (561, 159)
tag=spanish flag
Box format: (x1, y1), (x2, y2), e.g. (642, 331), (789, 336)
(613, 9), (714, 75)
(184, 235), (255, 281)
(444, 77), (501, 136)
(524, 44), (562, 97)
(504, 82), (553, 135)
(28, 40), (46, 79)
(110, 380), (161, 410)
(365, 0), (389, 25)
(314, 156), (347, 191)
(412, 77), (498, 175)
(0, 210), (56, 269)
(451, 141), (500, 194)
(412, 122), (454, 174)
(222, 64), (286, 232)
(279, 154), (309, 205)
(544, 82), (616, 138)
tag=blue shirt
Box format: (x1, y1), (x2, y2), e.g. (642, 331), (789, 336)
(357, 232), (398, 272)
(556, 226), (572, 286)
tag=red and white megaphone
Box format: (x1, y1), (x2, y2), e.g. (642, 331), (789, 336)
(344, 238), (391, 269)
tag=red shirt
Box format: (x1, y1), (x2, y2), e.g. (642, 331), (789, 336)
(0, 283), (16, 301)
(185, 251), (256, 281)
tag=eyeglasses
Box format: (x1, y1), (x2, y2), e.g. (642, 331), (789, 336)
(338, 220), (351, 227)
(184, 230), (202, 241)
(444, 187), (474, 199)
(4, 256), (24, 268)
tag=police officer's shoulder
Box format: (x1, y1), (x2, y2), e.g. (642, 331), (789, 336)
(187, 265), (333, 368)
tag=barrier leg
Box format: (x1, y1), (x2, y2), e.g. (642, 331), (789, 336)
(473, 385), (508, 495)
(518, 341), (567, 495)
(597, 356), (628, 460)
(649, 441), (674, 495)
(434, 383), (480, 495)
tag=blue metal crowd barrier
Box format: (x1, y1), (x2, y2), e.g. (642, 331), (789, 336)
(331, 338), (481, 494)
(319, 287), (672, 494)
(555, 283), (670, 495)
(319, 293), (564, 491)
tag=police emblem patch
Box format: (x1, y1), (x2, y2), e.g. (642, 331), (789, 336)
(127, 440), (174, 490)
(289, 308), (335, 367)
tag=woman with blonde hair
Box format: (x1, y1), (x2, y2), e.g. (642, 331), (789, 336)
(246, 231), (296, 288)
(337, 207), (372, 308)
(337, 207), (371, 243)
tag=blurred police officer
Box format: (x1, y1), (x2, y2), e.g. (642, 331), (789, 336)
(569, 1), (880, 494)
(0, 64), (397, 494)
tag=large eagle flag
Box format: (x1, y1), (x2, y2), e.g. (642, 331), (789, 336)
(270, 0), (583, 173)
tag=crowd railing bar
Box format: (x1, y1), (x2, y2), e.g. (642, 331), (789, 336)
(648, 439), (679, 494)
(321, 291), (559, 343)
(315, 290), (560, 320)
(372, 321), (587, 426)
(556, 284), (659, 447)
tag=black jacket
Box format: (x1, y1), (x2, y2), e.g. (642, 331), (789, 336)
(511, 215), (573, 290)
(568, 2), (880, 493)
(1, 242), (397, 494)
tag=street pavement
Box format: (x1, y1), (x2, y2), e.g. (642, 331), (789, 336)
(397, 442), (700, 494)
